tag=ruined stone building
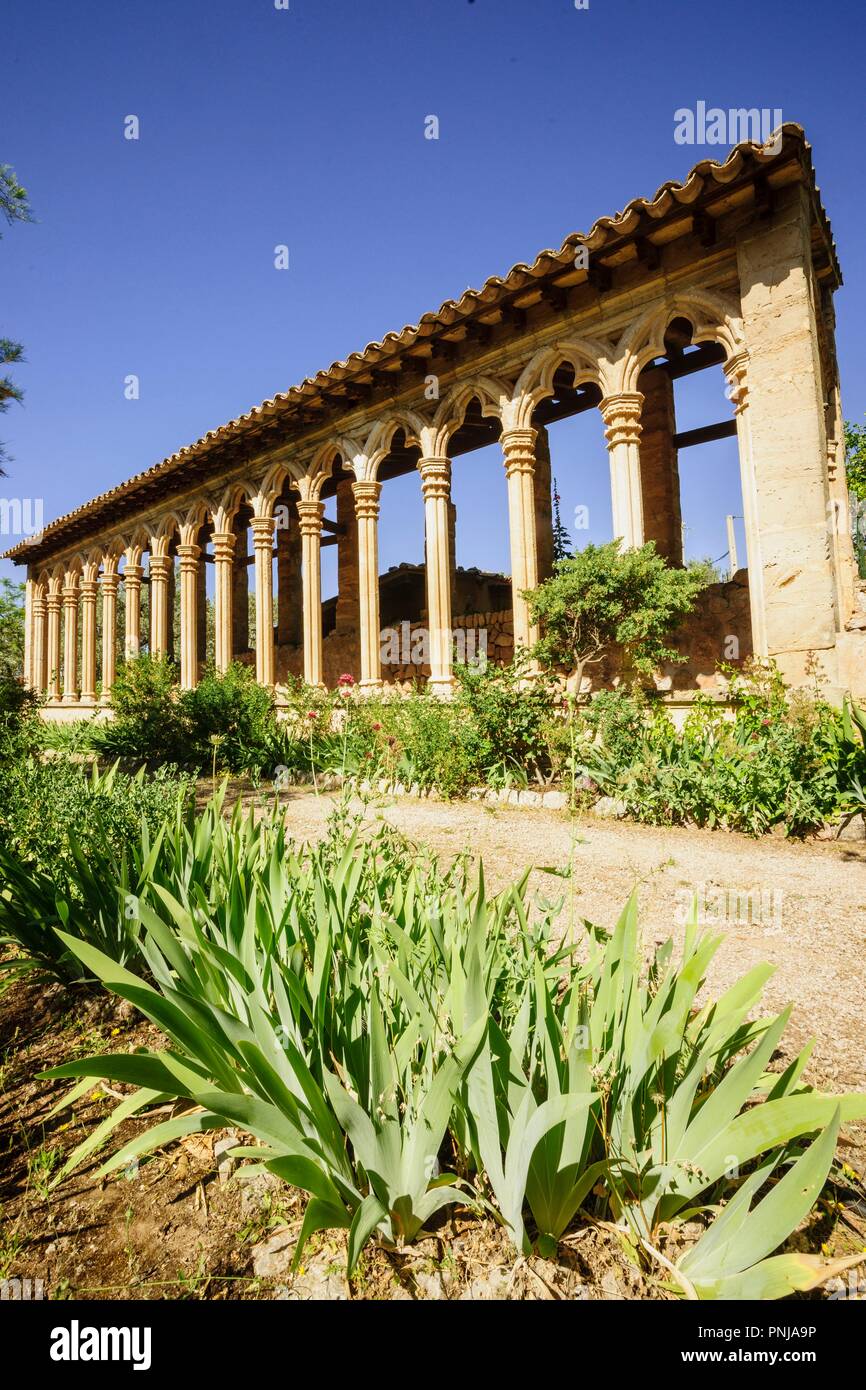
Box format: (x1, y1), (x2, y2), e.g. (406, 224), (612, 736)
(6, 125), (864, 711)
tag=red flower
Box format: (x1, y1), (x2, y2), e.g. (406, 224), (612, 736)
(306, 711), (318, 722)
(372, 721), (382, 732)
(337, 673), (356, 687)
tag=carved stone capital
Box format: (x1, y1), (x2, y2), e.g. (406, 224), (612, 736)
(211, 532), (236, 563)
(251, 516), (275, 549)
(600, 392), (644, 447)
(723, 350), (749, 416)
(79, 578), (99, 603)
(418, 456), (451, 501)
(296, 500), (325, 536)
(501, 428), (538, 478)
(101, 572), (120, 598)
(148, 555), (173, 582)
(177, 543), (201, 574)
(352, 479), (382, 521)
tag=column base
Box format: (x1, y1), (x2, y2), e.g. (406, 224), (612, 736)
(80, 694), (97, 706)
(99, 691), (113, 706)
(427, 677), (457, 698)
(62, 694), (80, 705)
(359, 679), (383, 694)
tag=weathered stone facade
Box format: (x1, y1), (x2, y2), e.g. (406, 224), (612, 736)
(7, 126), (864, 710)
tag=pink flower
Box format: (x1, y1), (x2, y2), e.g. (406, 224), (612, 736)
(306, 711), (318, 722)
(337, 673), (356, 687)
(372, 721), (382, 732)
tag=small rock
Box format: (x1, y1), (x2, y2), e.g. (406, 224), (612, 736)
(214, 1135), (238, 1185)
(542, 790), (568, 811)
(838, 813), (866, 842)
(517, 790), (542, 808)
(593, 796), (627, 819)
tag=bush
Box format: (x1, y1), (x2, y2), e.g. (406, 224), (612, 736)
(180, 662), (275, 773)
(94, 655), (185, 765)
(0, 672), (40, 761)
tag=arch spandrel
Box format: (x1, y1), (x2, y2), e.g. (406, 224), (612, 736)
(613, 289), (745, 394)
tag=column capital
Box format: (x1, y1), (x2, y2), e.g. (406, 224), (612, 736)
(149, 554), (173, 580)
(62, 581), (79, 606)
(600, 392), (644, 446)
(46, 588), (63, 613)
(251, 515), (275, 547)
(177, 543), (201, 574)
(352, 478), (382, 520)
(211, 531), (236, 561)
(723, 349), (750, 415)
(418, 456), (451, 500)
(296, 499), (325, 535)
(80, 577), (99, 601)
(101, 571), (121, 597)
(501, 429), (538, 478)
(123, 563), (143, 585)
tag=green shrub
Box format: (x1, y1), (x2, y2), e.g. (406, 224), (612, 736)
(0, 673), (41, 761)
(179, 662), (275, 773)
(94, 655), (185, 765)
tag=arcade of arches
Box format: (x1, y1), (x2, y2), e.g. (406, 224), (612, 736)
(7, 127), (865, 712)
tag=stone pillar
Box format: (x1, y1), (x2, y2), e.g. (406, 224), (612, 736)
(252, 515), (275, 686)
(335, 478), (359, 633)
(297, 499), (325, 687)
(61, 573), (79, 703)
(178, 544), (201, 691)
(166, 562), (176, 663)
(46, 581), (62, 702)
(232, 523), (250, 654)
(735, 187), (839, 680)
(533, 424), (555, 583)
(352, 479), (382, 689)
(101, 566), (119, 702)
(79, 569), (99, 704)
(638, 367), (682, 563)
(601, 393), (645, 549)
(419, 456), (455, 693)
(149, 554), (172, 658)
(212, 532), (235, 674)
(501, 428), (541, 655)
(124, 564), (143, 659)
(277, 507), (303, 646)
(31, 584), (46, 694)
(448, 498), (458, 611)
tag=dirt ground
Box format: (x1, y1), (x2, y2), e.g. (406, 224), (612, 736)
(2, 789), (865, 1301)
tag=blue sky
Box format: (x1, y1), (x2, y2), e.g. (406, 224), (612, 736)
(2, 0), (864, 597)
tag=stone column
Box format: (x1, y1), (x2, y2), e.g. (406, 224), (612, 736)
(149, 554), (172, 658)
(638, 367), (682, 563)
(101, 565), (120, 702)
(297, 499), (325, 687)
(124, 564), (143, 659)
(178, 544), (201, 690)
(352, 479), (382, 689)
(196, 557), (208, 668)
(601, 393), (645, 549)
(252, 515), (275, 686)
(501, 428), (541, 655)
(419, 456), (455, 693)
(31, 584), (46, 694)
(61, 573), (80, 703)
(79, 568), (99, 704)
(212, 532), (235, 674)
(46, 581), (63, 702)
(533, 424), (555, 583)
(735, 188), (840, 681)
